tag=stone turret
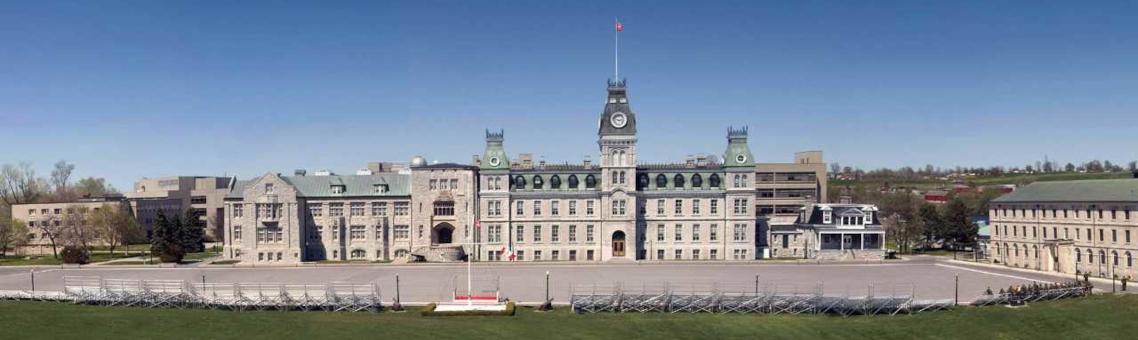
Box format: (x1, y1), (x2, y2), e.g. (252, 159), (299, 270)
(723, 126), (754, 168)
(481, 129), (509, 170)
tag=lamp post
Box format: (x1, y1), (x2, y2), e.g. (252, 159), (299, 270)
(539, 271), (553, 311)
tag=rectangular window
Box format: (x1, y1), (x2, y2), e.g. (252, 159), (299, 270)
(233, 204), (244, 217)
(551, 250), (560, 261)
(534, 250), (543, 261)
(516, 201), (525, 215)
(675, 249), (683, 260)
(710, 200), (718, 214)
(350, 202), (365, 216)
(394, 202), (409, 216)
(657, 199), (665, 215)
(693, 249), (701, 260)
(657, 249), (665, 260)
(710, 224), (718, 241)
(587, 250), (595, 261)
(350, 225), (365, 240)
(675, 224), (683, 242)
(551, 200), (560, 216)
(516, 250), (525, 261)
(394, 225), (409, 239)
(569, 250), (577, 261)
(516, 225), (525, 243)
(657, 224), (665, 241)
(692, 199), (701, 215)
(568, 225), (577, 243)
(372, 202), (387, 216)
(234, 225), (242, 241)
(1128, 230), (1132, 243)
(692, 224), (701, 242)
(586, 225), (595, 243)
(552, 225), (560, 243)
(733, 224), (746, 241)
(329, 203), (344, 217)
(675, 200), (683, 215)
(586, 200), (595, 215)
(569, 200), (577, 215)
(533, 201), (542, 216)
(534, 225), (543, 242)
(710, 249), (718, 260)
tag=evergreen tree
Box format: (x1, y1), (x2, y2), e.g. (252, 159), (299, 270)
(917, 203), (942, 248)
(150, 211), (185, 263)
(943, 198), (976, 250)
(181, 209), (204, 253)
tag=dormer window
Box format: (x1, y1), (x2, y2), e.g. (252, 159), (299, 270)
(374, 184), (388, 194)
(619, 97), (627, 103)
(608, 97), (617, 104)
(265, 183), (274, 194)
(823, 210), (832, 224)
(331, 185), (346, 194)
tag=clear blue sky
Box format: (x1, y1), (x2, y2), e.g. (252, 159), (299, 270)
(3, 1), (1137, 189)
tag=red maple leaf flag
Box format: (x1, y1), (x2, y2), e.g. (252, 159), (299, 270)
(615, 20), (623, 32)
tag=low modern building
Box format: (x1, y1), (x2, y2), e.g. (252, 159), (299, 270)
(125, 176), (234, 241)
(10, 195), (127, 255)
(767, 203), (885, 260)
(988, 177), (1138, 279)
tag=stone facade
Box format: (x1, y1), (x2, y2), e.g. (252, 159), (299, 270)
(988, 178), (1138, 279)
(126, 176), (234, 241)
(11, 197), (127, 255)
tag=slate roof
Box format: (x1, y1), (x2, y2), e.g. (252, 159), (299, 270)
(991, 179), (1138, 203)
(800, 204), (880, 225)
(226, 173), (411, 199)
(413, 163), (478, 170)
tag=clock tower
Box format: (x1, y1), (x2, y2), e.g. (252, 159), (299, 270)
(598, 79), (639, 260)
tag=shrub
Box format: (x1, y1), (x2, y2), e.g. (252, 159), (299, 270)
(60, 246), (90, 264)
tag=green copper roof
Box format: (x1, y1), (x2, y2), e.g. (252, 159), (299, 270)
(227, 174), (411, 199)
(992, 179), (1138, 203)
(481, 129), (510, 170)
(723, 126), (754, 168)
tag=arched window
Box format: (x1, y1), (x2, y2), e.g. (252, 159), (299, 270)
(636, 173), (649, 190)
(1076, 248), (1082, 262)
(351, 249), (366, 259)
(656, 174), (667, 188)
(395, 249), (409, 258)
(1013, 244), (1019, 257)
(585, 175), (597, 189)
(1088, 249), (1094, 263)
(550, 175), (562, 189)
(515, 176), (527, 189)
(532, 175), (544, 189)
(691, 174), (703, 188)
(1112, 251), (1119, 266)
(1128, 252), (1133, 267)
(709, 174), (721, 188)
(673, 174), (686, 188)
(1100, 250), (1106, 264)
(568, 175), (579, 189)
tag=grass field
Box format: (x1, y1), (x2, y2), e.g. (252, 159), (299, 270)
(830, 171), (1132, 192)
(1, 295), (1136, 339)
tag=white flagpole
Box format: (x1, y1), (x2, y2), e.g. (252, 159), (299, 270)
(614, 18), (619, 81)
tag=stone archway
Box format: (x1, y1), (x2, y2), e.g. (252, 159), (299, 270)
(612, 230), (626, 257)
(432, 223), (455, 245)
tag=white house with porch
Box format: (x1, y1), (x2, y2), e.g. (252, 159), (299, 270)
(795, 203), (886, 260)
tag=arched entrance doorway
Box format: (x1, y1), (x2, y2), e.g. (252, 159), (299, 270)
(612, 231), (626, 257)
(432, 223), (455, 245)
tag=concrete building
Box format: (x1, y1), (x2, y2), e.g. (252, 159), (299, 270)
(10, 196), (127, 255)
(756, 151), (829, 258)
(988, 177), (1138, 279)
(125, 176), (234, 240)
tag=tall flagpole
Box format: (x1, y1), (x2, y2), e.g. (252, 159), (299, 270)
(614, 18), (619, 81)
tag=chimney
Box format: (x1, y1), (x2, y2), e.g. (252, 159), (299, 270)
(294, 169), (307, 176)
(472, 154), (481, 166)
(583, 156), (592, 167)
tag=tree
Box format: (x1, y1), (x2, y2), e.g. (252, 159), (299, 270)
(1065, 163), (1076, 172)
(918, 204), (942, 249)
(33, 214), (66, 258)
(60, 205), (97, 250)
(181, 209), (204, 253)
(151, 211), (185, 263)
(0, 217), (29, 256)
(89, 204), (142, 255)
(830, 163), (841, 178)
(0, 162), (46, 205)
(50, 160), (75, 199)
(942, 198), (976, 250)
(75, 177), (116, 197)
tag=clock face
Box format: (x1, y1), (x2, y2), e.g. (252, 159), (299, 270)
(611, 112), (628, 128)
(736, 154), (747, 163)
(489, 157), (501, 167)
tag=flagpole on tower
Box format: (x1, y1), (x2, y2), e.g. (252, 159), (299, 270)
(614, 18), (621, 82)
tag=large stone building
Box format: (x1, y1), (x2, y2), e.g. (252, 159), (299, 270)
(220, 79), (828, 264)
(125, 176), (234, 240)
(10, 196), (127, 255)
(988, 177), (1138, 279)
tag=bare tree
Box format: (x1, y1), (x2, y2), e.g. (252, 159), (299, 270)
(0, 217), (29, 256)
(61, 205), (97, 250)
(89, 204), (142, 255)
(50, 160), (75, 199)
(0, 162), (46, 205)
(33, 214), (66, 258)
(829, 162), (840, 177)
(76, 177), (116, 197)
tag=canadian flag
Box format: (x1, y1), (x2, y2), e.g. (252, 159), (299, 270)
(500, 245), (515, 261)
(615, 20), (623, 32)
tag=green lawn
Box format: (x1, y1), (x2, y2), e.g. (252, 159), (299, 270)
(0, 252), (135, 266)
(2, 295), (1137, 339)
